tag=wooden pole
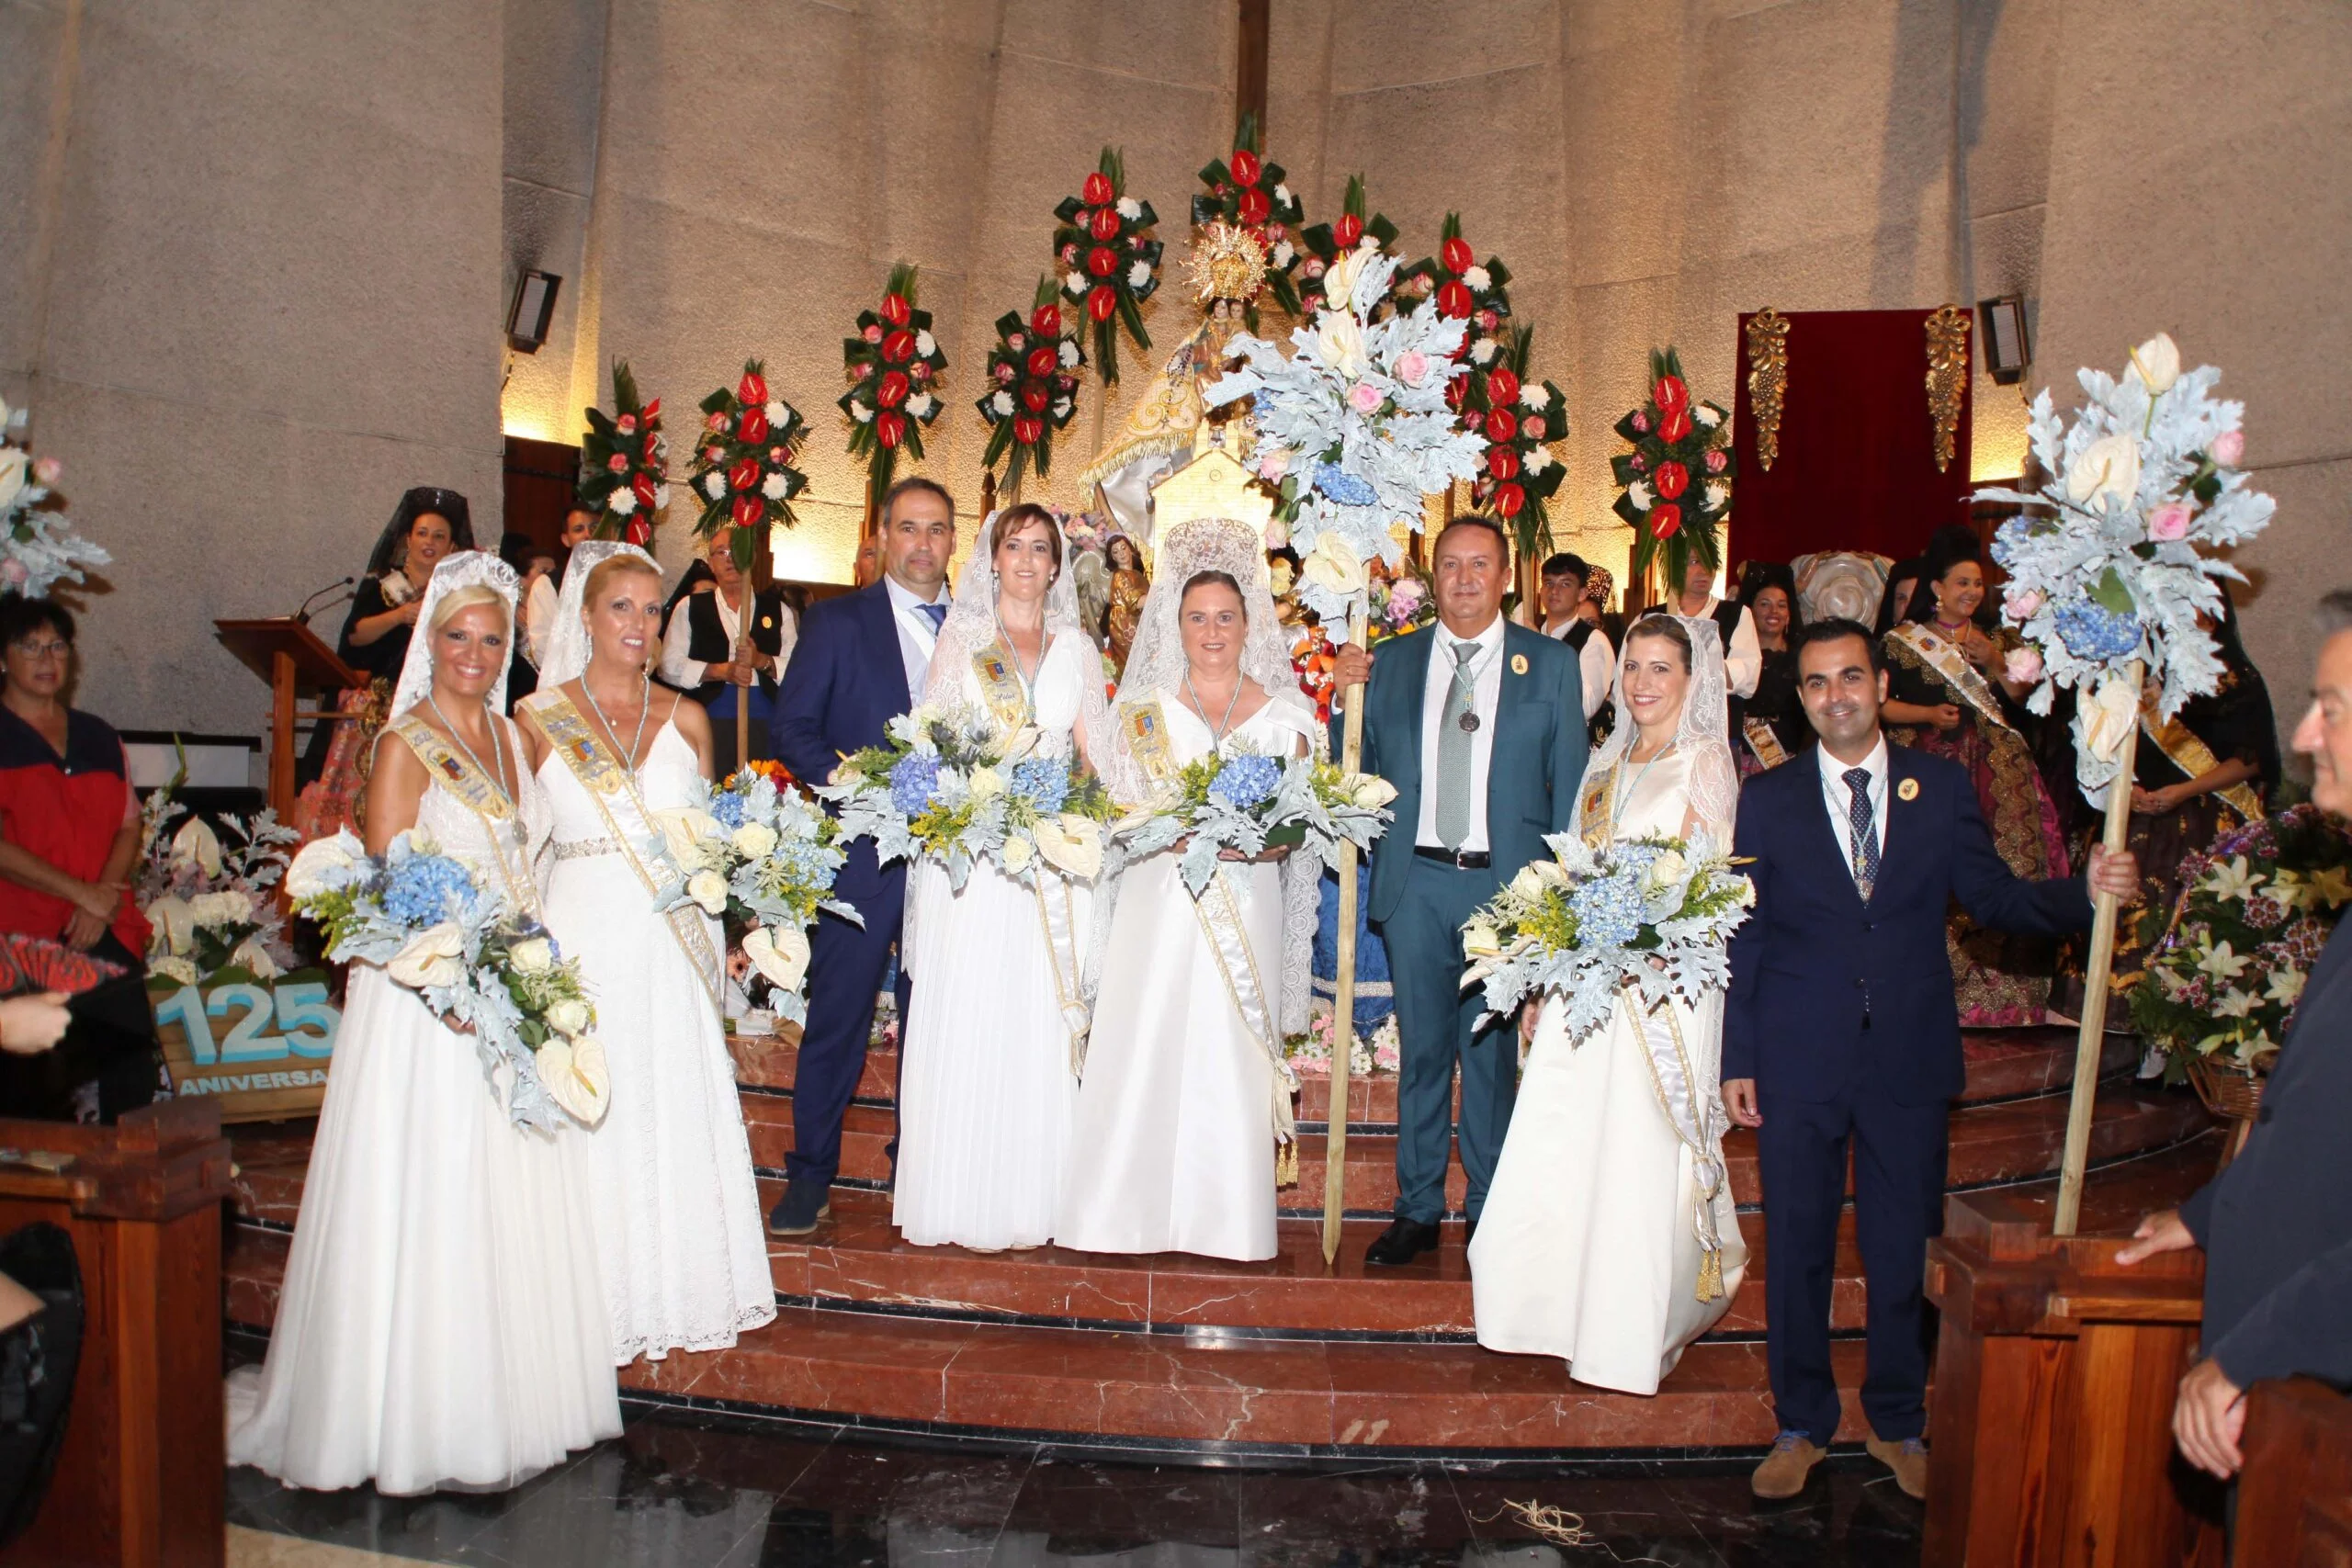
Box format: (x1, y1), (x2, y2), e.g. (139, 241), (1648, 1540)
(734, 524), (752, 776)
(2053, 660), (2143, 1235)
(1323, 603), (1370, 1265)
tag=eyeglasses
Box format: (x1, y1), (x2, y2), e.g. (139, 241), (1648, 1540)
(6, 639), (70, 660)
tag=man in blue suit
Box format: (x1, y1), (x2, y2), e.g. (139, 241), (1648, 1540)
(1723, 617), (2138, 1500)
(767, 477), (957, 1235)
(1329, 515), (1589, 1267)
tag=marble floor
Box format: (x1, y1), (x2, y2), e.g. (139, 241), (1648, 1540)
(226, 1415), (1927, 1567)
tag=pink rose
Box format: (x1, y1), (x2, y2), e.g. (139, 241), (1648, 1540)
(2006, 587), (2044, 620)
(1475, 310), (1498, 333)
(995, 364), (1017, 384)
(862, 323), (884, 344)
(2211, 428), (2245, 467)
(2148, 501), (2194, 541)
(1060, 243), (1080, 265)
(1703, 449), (1728, 473)
(0, 558), (25, 588)
(2004, 646), (2044, 686)
(30, 457), (62, 486)
(1629, 452), (1648, 471)
(1631, 411), (1651, 434)
(705, 412), (728, 432)
(1303, 257), (1326, 278)
(1007, 333), (1025, 353)
(1522, 416), (1545, 439)
(1349, 381), (1384, 414)
(911, 361), (933, 381)
(1396, 351), (1430, 387)
(1257, 449), (1288, 481)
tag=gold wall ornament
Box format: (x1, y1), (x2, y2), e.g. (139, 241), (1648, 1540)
(1745, 309), (1790, 471)
(1925, 304), (1972, 473)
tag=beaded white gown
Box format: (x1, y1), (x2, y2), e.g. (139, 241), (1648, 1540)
(894, 629), (1096, 1251)
(228, 745), (620, 1495)
(536, 716), (776, 1361)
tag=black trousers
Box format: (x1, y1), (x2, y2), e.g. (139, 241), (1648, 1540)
(1756, 1072), (1950, 1444)
(0, 933), (158, 1124)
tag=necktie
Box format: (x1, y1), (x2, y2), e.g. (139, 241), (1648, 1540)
(918, 602), (948, 632)
(1844, 766), (1881, 901)
(1435, 640), (1479, 851)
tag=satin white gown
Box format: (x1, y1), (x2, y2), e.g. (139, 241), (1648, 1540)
(536, 716), (776, 1362)
(228, 750), (620, 1494)
(1057, 696), (1315, 1262)
(894, 630), (1095, 1251)
(1468, 752), (1750, 1393)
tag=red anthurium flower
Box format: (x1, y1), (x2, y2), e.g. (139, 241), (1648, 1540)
(1445, 379), (1466, 410)
(1237, 187), (1271, 226)
(1229, 148), (1261, 186)
(1437, 279), (1474, 319)
(879, 293), (911, 328)
(1484, 408), (1519, 444)
(730, 493), (763, 527)
(631, 473), (658, 508)
(1659, 406), (1692, 444)
(1081, 171), (1114, 206)
(1649, 503), (1682, 539)
(875, 412), (907, 448)
(737, 370), (767, 406)
(1485, 367), (1521, 407)
(728, 457), (760, 494)
(1654, 460), (1690, 500)
(1025, 346), (1057, 378)
(1493, 482), (1525, 519)
(1441, 236), (1475, 274)
(1089, 206), (1121, 242)
(876, 370), (910, 409)
(642, 430), (660, 457)
(1088, 285), (1117, 322)
(1021, 384), (1050, 412)
(1334, 213), (1363, 248)
(1030, 304), (1062, 337)
(626, 517), (650, 547)
(1651, 375), (1689, 413)
(738, 407), (770, 445)
(1087, 245), (1119, 278)
(882, 329), (916, 364)
(1487, 446), (1521, 481)
(642, 398), (660, 422)
(1013, 414), (1046, 446)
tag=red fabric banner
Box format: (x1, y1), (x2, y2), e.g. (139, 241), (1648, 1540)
(1728, 309), (1973, 570)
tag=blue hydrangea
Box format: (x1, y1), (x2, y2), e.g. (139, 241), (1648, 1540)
(1010, 758), (1069, 813)
(2053, 599), (2143, 662)
(772, 835), (837, 889)
(889, 752), (942, 817)
(1312, 462), (1378, 507)
(380, 852), (478, 927)
(711, 790), (749, 829)
(1567, 869), (1646, 952)
(1209, 754), (1283, 812)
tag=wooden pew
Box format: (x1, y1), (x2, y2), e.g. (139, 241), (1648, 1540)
(2235, 1378), (2352, 1567)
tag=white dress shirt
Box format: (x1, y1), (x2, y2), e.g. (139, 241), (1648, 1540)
(884, 572), (950, 700)
(1541, 618), (1613, 719)
(1817, 735), (1890, 885)
(1416, 615), (1507, 852)
(1687, 596), (1762, 699)
(658, 588), (798, 689)
(520, 572), (560, 667)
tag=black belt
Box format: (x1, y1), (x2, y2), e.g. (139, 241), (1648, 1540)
(1413, 845), (1491, 870)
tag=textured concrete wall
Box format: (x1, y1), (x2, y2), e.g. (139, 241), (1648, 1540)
(0, 0), (504, 735)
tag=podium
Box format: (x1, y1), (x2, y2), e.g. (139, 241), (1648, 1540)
(1921, 1191), (2225, 1568)
(2236, 1378), (2352, 1566)
(0, 1100), (232, 1568)
(214, 618), (365, 819)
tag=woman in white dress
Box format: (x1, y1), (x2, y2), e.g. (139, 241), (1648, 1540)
(1058, 517), (1322, 1262)
(229, 553), (619, 1494)
(895, 503), (1108, 1251)
(1470, 612), (1749, 1393)
(518, 542), (775, 1361)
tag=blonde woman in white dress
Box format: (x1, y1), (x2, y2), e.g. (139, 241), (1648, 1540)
(894, 503), (1109, 1251)
(518, 543), (775, 1361)
(1058, 517), (1323, 1262)
(229, 553), (618, 1495)
(1470, 612), (1749, 1393)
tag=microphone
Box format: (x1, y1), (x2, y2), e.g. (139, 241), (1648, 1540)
(296, 576), (356, 625)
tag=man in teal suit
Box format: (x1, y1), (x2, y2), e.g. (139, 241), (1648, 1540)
(1330, 515), (1589, 1266)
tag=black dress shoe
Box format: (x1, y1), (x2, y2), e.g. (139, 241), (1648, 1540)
(1464, 1217), (1478, 1248)
(764, 1179), (833, 1237)
(1363, 1217), (1441, 1267)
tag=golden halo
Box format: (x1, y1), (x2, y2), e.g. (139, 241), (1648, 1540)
(1189, 222), (1271, 306)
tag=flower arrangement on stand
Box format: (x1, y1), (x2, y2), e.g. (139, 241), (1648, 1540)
(1976, 333), (2276, 802)
(0, 395), (107, 598)
(690, 361), (808, 571)
(286, 830), (608, 1129)
(820, 706), (1113, 892)
(1295, 175), (1397, 315)
(1610, 347), (1735, 591)
(1191, 113), (1306, 330)
(978, 280), (1087, 493)
(1470, 327), (1570, 558)
(577, 361), (669, 546)
(1054, 148), (1163, 385)
(1401, 214), (1512, 366)
(138, 784), (300, 987)
(841, 264), (947, 503)
(1111, 749), (1396, 897)
(651, 766), (860, 1026)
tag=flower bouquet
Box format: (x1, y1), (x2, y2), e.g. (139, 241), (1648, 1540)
(690, 361), (808, 570)
(138, 787), (300, 987)
(650, 767), (862, 1025)
(286, 830), (608, 1130)
(820, 706), (1113, 892)
(1054, 147), (1162, 384)
(1399, 213), (1512, 364)
(1191, 112), (1306, 328)
(0, 394), (108, 599)
(578, 360), (668, 546)
(1469, 328), (1569, 554)
(1113, 748), (1396, 898)
(978, 281), (1086, 491)
(1611, 347), (1735, 591)
(1288, 1008), (1401, 1079)
(1461, 831), (1754, 1039)
(1295, 174), (1398, 315)
(2129, 804), (2352, 1080)
(842, 264), (947, 500)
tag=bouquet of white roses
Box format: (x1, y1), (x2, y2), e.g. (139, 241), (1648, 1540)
(820, 705), (1113, 892)
(137, 780), (300, 987)
(652, 765), (862, 1023)
(1113, 747), (1395, 897)
(1460, 830), (1753, 1040)
(286, 830), (608, 1130)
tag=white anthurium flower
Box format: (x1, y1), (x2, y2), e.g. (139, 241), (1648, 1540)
(1519, 384), (1548, 411)
(1463, 265), (1491, 291)
(1317, 307), (1369, 380)
(537, 1033), (610, 1125)
(686, 869), (729, 916)
(1065, 271), (1088, 296)
(730, 822), (779, 860)
(2064, 431), (2141, 510)
(1302, 533), (1368, 599)
(171, 818), (224, 877)
(1127, 261), (1152, 288)
(509, 936), (555, 975)
(761, 473), (788, 500)
(2127, 333), (2181, 396)
(1058, 340), (1080, 367)
(1115, 197), (1141, 220)
(915, 330), (936, 357)
(652, 807), (721, 868)
(0, 449), (24, 513)
(1035, 815), (1103, 880)
(741, 923), (810, 995)
(990, 390), (1014, 416)
(286, 832), (363, 898)
(386, 922), (468, 989)
(1628, 480), (1655, 510)
(147, 895), (198, 955)
(232, 935), (280, 980)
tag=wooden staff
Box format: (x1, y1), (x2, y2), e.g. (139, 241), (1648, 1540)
(733, 525), (752, 775)
(1323, 600), (1371, 1266)
(2053, 660), (2143, 1235)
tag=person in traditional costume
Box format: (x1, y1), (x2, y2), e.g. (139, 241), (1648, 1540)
(229, 552), (619, 1495)
(659, 531), (795, 764)
(1881, 537), (2071, 1025)
(518, 542), (775, 1361)
(1736, 562), (1807, 776)
(337, 488), (474, 683)
(1472, 611), (1749, 1390)
(1537, 553), (1616, 724)
(1058, 519), (1321, 1261)
(893, 504), (1109, 1251)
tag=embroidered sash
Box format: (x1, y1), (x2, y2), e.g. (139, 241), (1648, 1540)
(2141, 694), (2266, 823)
(1887, 623), (2016, 734)
(388, 715), (536, 918)
(1742, 716), (1792, 771)
(526, 690), (724, 1010)
(973, 646), (1031, 735)
(1618, 989), (1731, 1303)
(1033, 873), (1091, 1075)
(1577, 766), (1613, 848)
(1121, 697), (1178, 784)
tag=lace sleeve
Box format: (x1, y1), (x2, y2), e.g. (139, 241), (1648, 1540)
(1679, 738), (1741, 849)
(919, 621), (979, 716)
(1069, 632), (1113, 776)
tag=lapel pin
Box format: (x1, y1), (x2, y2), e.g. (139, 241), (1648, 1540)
(1897, 776), (1920, 802)
(1510, 653), (1529, 675)
(761, 615), (774, 630)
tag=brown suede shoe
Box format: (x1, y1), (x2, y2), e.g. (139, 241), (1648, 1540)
(1751, 1431), (1826, 1499)
(1867, 1435), (1929, 1500)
